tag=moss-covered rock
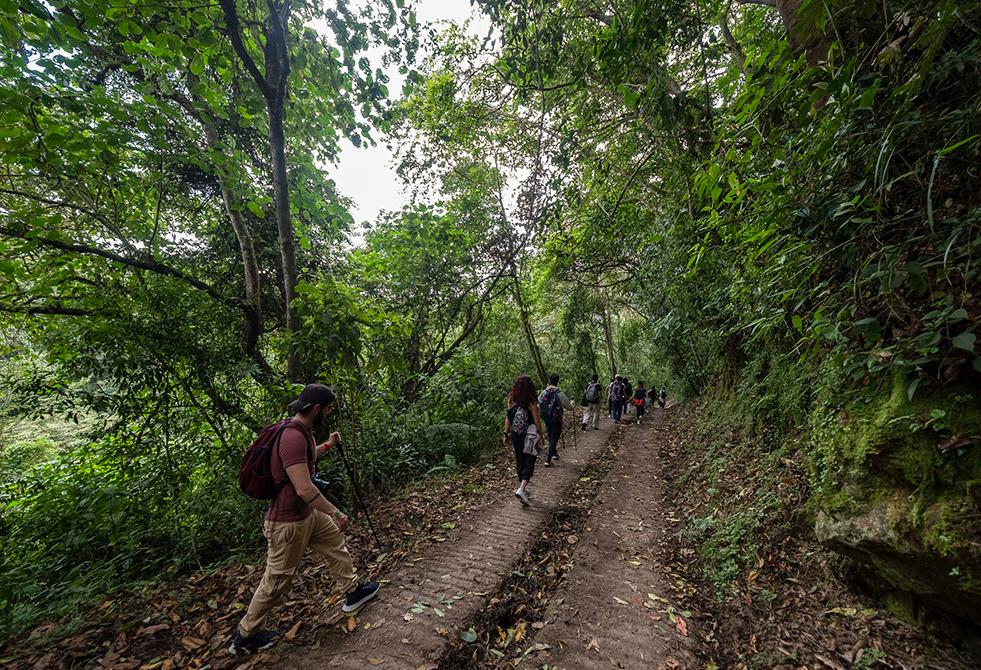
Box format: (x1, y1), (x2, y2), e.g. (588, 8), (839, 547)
(809, 369), (981, 625)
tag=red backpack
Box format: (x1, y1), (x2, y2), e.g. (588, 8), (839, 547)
(239, 420), (292, 499)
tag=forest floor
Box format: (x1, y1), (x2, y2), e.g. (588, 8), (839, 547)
(3, 405), (979, 669)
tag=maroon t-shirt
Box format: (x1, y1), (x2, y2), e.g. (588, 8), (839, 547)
(267, 420), (316, 522)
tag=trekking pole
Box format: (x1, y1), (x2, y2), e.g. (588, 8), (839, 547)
(334, 437), (384, 552)
(335, 392), (384, 553)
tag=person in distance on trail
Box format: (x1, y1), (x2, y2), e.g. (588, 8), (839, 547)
(539, 373), (574, 467)
(620, 377), (631, 419)
(606, 377), (617, 419)
(230, 384), (380, 656)
(658, 386), (668, 408)
(504, 375), (545, 506)
(632, 380), (648, 425)
(580, 373), (602, 431)
(608, 375), (626, 424)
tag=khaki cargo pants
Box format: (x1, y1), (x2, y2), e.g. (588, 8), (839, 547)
(238, 509), (358, 636)
(581, 402), (600, 429)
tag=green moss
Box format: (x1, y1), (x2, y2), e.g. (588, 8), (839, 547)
(883, 592), (921, 624)
(680, 344), (981, 613)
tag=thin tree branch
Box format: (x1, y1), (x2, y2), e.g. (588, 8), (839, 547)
(0, 226), (246, 313)
(0, 303), (95, 316)
(218, 0), (273, 99)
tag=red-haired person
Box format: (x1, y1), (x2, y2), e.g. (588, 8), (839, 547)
(503, 375), (545, 506)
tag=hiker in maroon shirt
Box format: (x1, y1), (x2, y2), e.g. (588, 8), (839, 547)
(230, 384), (380, 655)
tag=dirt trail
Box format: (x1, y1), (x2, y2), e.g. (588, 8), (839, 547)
(284, 422), (614, 669)
(530, 411), (695, 669)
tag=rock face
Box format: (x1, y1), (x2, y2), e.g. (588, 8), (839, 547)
(815, 496), (981, 624)
(808, 372), (981, 629)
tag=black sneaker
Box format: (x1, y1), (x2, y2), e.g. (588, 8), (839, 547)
(552, 454), (559, 461)
(342, 581), (380, 613)
(581, 425), (587, 432)
(228, 630), (279, 655)
(544, 459), (552, 467)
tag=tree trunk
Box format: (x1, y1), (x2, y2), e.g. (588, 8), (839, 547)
(774, 0), (831, 67)
(201, 122), (268, 377)
(217, 171), (271, 378)
(601, 305), (617, 378)
(267, 95), (303, 382)
(513, 277), (547, 388)
(220, 0), (304, 381)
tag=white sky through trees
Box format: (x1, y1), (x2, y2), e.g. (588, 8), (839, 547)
(329, 0), (491, 232)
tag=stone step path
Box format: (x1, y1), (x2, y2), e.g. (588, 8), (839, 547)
(284, 422), (614, 670)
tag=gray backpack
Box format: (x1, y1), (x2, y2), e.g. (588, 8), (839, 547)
(509, 404), (530, 437)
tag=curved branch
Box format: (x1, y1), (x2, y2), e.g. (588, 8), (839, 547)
(0, 226), (247, 314)
(219, 0), (272, 99)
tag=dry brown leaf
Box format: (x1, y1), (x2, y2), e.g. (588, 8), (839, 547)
(179, 636), (205, 651)
(345, 616), (358, 633)
(285, 621), (302, 641)
(368, 658), (384, 666)
(137, 623), (170, 637)
(938, 434), (974, 451)
(675, 615), (688, 637)
(31, 653), (56, 670)
(586, 638), (600, 652)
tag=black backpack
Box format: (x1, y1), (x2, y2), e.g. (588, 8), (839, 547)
(540, 388), (563, 424)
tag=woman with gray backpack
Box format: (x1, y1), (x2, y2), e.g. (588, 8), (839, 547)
(503, 375), (546, 506)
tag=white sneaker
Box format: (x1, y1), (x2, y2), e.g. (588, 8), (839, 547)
(514, 488), (530, 506)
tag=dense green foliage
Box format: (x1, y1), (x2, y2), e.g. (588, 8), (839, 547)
(1, 0), (978, 642)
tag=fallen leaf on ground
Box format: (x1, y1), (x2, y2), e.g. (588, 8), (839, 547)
(285, 621), (302, 640)
(137, 623), (170, 636)
(824, 607), (858, 617)
(586, 638), (600, 652)
(675, 615), (688, 636)
(180, 636), (204, 651)
(345, 616), (358, 632)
